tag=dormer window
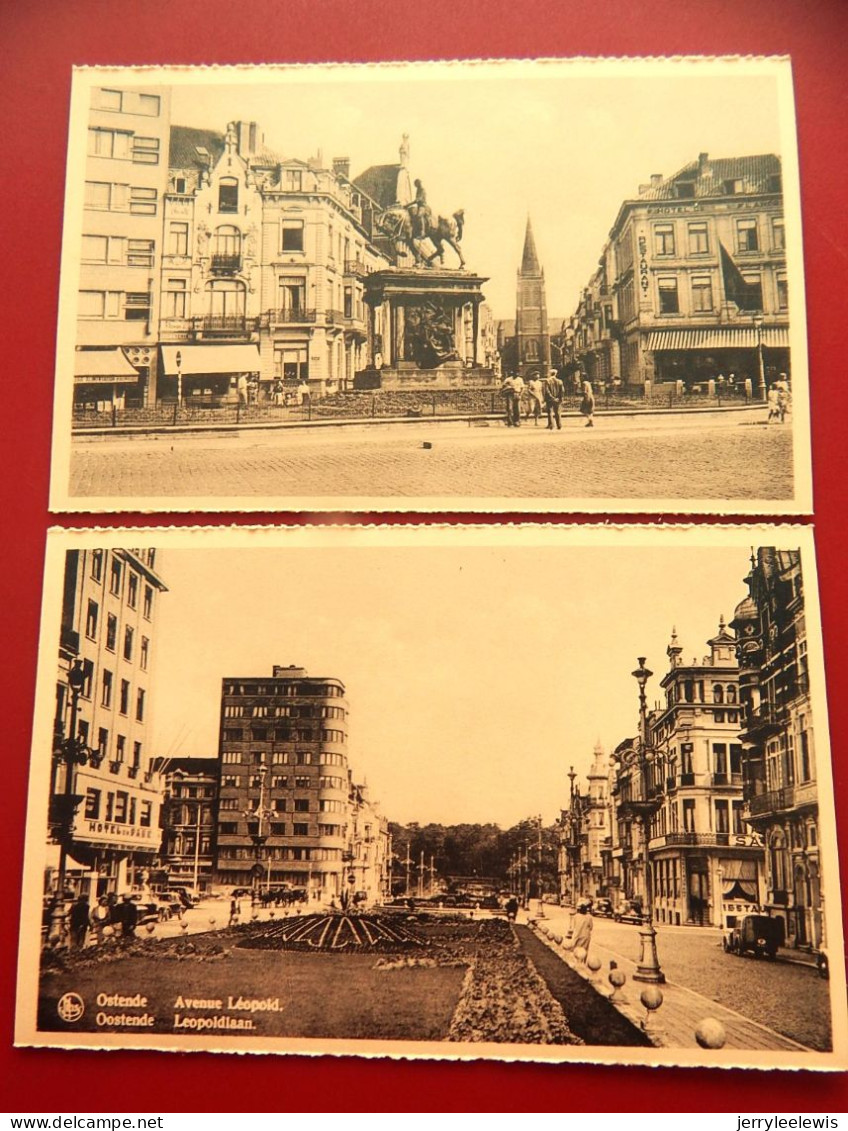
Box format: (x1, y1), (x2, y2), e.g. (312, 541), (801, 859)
(675, 181), (695, 199)
(219, 177), (239, 214)
(724, 179), (744, 195)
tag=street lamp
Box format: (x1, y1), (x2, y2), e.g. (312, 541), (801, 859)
(243, 766), (273, 900)
(49, 658), (100, 945)
(752, 314), (766, 402)
(175, 349), (183, 411)
(625, 656), (665, 984)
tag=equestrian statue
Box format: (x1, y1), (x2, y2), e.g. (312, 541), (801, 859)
(377, 179), (466, 269)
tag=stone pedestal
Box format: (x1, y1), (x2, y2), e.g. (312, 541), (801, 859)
(358, 267), (491, 389)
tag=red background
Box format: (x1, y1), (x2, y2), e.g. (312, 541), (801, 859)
(3, 0), (848, 1112)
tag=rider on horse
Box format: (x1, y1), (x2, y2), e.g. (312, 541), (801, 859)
(407, 179), (432, 240)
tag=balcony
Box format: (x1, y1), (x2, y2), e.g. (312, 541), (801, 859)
(344, 259), (369, 278)
(748, 780), (817, 817)
(665, 832), (730, 847)
(666, 776), (677, 792)
(210, 253), (242, 274)
(267, 308), (318, 327)
(193, 315), (257, 339)
(325, 309), (346, 327)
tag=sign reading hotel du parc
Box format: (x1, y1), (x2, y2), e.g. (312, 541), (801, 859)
(14, 524), (847, 1070)
(49, 57), (810, 515)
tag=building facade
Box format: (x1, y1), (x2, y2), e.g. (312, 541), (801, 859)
(566, 153), (789, 391)
(76, 84), (172, 410)
(731, 548), (822, 952)
(50, 548), (168, 901)
(642, 621), (764, 929)
(215, 665), (388, 904)
(151, 757), (218, 894)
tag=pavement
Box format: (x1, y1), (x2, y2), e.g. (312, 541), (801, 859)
(66, 412), (795, 504)
(527, 904), (828, 1052)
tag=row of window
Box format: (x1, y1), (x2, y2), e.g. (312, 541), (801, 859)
(650, 797), (747, 837)
(90, 551), (155, 610)
(81, 235), (155, 268)
(223, 703), (345, 720)
(224, 681), (343, 698)
(84, 786), (153, 825)
(78, 290), (150, 321)
(85, 601), (150, 666)
(651, 216), (784, 259)
(99, 670), (146, 720)
(655, 271), (787, 315)
(95, 88), (161, 117)
(85, 181), (158, 215)
(217, 845), (342, 862)
(92, 728), (143, 772)
(219, 730), (347, 750)
(88, 128), (160, 164)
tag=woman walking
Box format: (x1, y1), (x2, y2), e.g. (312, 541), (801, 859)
(580, 378), (595, 427)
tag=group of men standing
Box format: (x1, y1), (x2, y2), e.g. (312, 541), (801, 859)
(501, 370), (595, 431)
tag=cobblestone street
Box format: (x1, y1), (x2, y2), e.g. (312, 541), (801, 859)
(68, 414), (794, 504)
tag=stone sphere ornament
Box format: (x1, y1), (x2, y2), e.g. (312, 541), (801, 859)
(695, 1017), (727, 1049)
(269, 910), (275, 919)
(209, 917), (216, 926)
(180, 919), (189, 932)
(145, 921), (156, 936)
(587, 954), (603, 977)
(574, 945), (588, 964)
(608, 964), (627, 1001)
(640, 985), (664, 1030)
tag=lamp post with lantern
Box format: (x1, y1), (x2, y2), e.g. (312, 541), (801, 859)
(619, 656), (665, 984)
(243, 765), (273, 901)
(752, 313), (766, 402)
(49, 658), (101, 944)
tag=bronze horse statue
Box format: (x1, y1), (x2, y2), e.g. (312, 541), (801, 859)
(378, 207), (465, 269)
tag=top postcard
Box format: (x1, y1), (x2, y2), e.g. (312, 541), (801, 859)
(49, 57), (812, 514)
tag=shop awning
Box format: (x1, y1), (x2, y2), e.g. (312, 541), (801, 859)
(646, 327), (790, 351)
(160, 344), (261, 376)
(74, 349), (139, 381)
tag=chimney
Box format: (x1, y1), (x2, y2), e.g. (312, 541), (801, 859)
(698, 151), (710, 177)
(333, 156), (350, 179)
(650, 173), (663, 187)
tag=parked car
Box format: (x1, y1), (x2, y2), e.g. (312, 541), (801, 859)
(614, 899), (643, 924)
(724, 914), (784, 959)
(817, 949), (830, 980)
(155, 892), (185, 921)
(593, 898), (613, 918)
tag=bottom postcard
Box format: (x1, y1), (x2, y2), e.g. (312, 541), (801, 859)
(14, 523), (847, 1069)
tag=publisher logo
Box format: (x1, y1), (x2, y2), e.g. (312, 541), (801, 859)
(57, 991), (85, 1023)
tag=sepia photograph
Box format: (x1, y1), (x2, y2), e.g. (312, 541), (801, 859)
(15, 524), (845, 1069)
(49, 58), (810, 514)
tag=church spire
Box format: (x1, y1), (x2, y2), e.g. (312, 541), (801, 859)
(521, 215), (542, 275)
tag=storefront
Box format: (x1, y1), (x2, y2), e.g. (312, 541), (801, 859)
(644, 326), (790, 389)
(73, 348), (146, 411)
(159, 344), (261, 404)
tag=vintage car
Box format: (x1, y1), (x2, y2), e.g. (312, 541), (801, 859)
(724, 914), (784, 959)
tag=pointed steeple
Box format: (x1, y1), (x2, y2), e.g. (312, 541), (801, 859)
(521, 215), (542, 275)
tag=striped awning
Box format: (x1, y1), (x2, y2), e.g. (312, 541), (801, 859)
(74, 348), (139, 380)
(646, 327), (790, 351)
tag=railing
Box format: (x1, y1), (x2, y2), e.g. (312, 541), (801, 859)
(664, 832), (730, 847)
(267, 308), (318, 325)
(748, 781), (817, 816)
(324, 309), (346, 326)
(193, 315), (256, 336)
(210, 253), (242, 273)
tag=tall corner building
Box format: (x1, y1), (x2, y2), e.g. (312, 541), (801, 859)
(515, 216), (551, 380)
(215, 665), (387, 902)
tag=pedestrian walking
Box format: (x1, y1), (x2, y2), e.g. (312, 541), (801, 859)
(117, 893), (138, 938)
(526, 373), (543, 424)
(505, 896), (519, 922)
(511, 374), (525, 426)
(566, 901), (594, 960)
(228, 897), (240, 927)
(237, 373), (248, 406)
(775, 373), (790, 422)
(297, 379), (311, 410)
(543, 368), (564, 430)
(89, 895), (111, 944)
(501, 375), (519, 427)
(767, 385), (781, 423)
(580, 378), (595, 427)
(69, 894), (90, 948)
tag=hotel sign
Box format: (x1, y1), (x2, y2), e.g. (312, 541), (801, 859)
(79, 819), (158, 849)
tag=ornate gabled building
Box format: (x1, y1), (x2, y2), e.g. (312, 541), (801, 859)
(730, 548), (821, 952)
